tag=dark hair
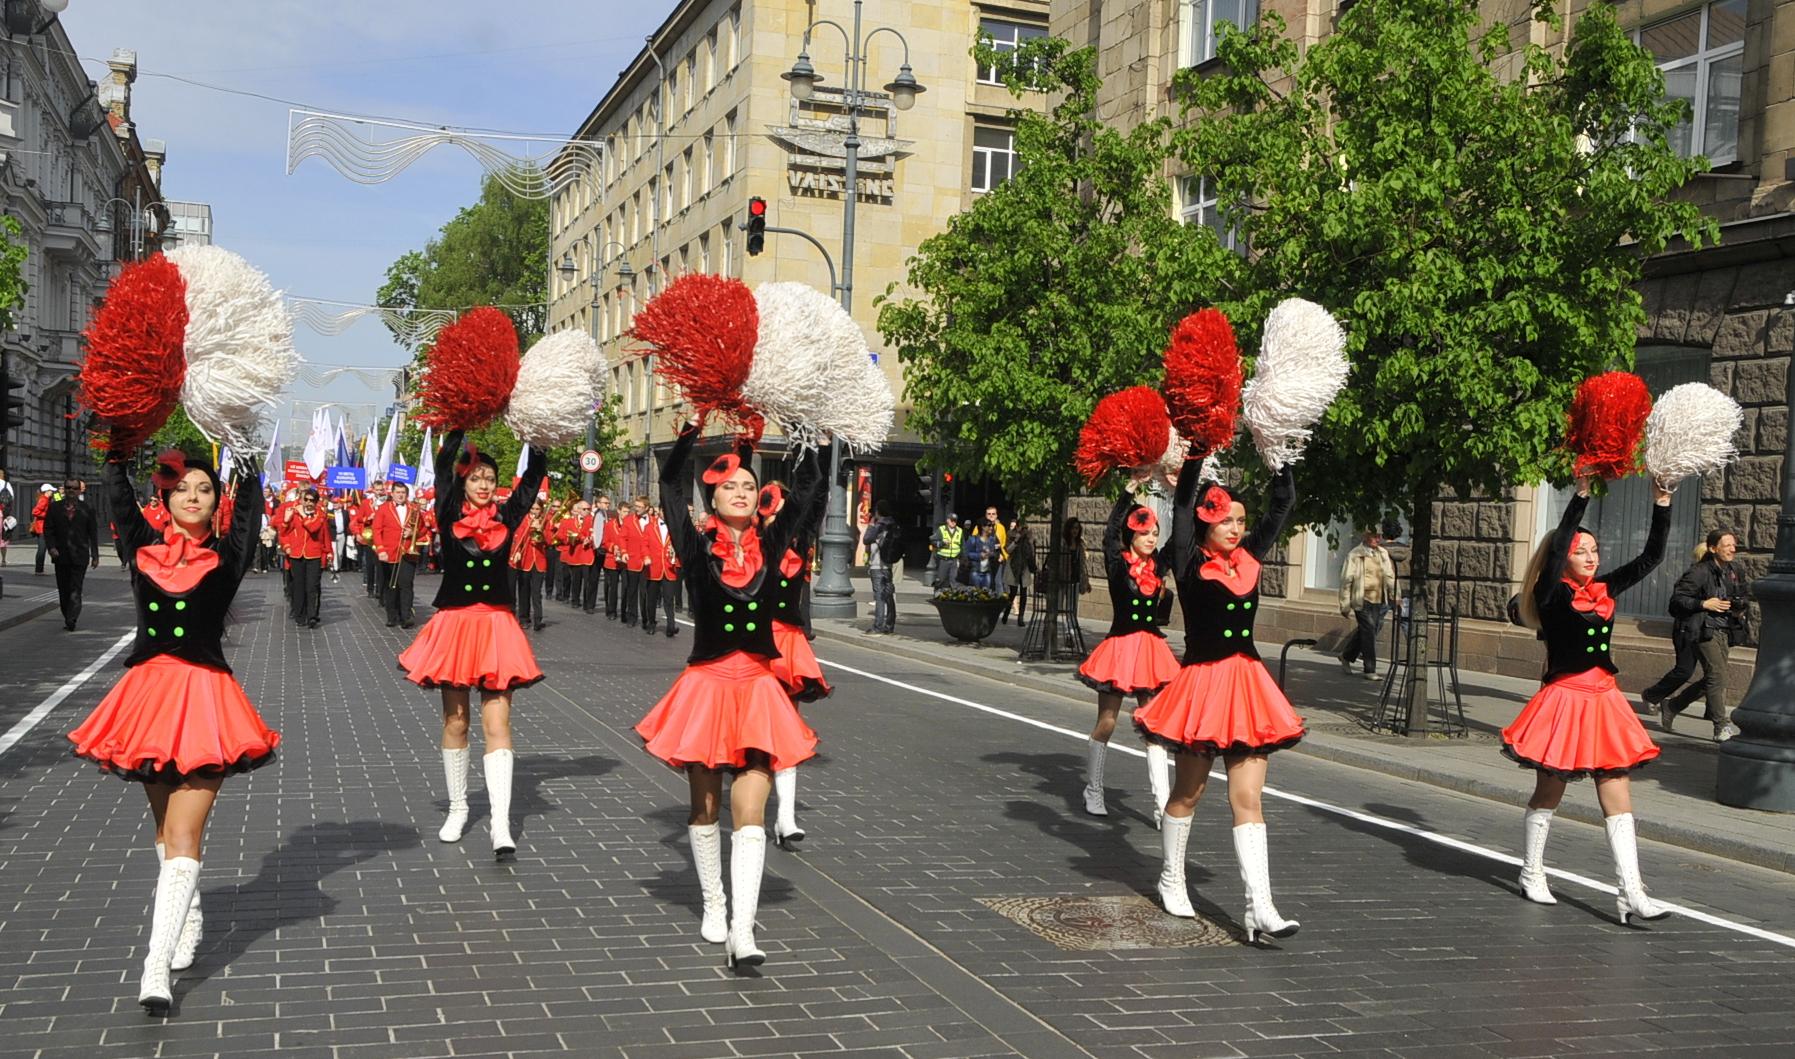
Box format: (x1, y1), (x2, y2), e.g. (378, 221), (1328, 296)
(874, 499), (891, 518)
(158, 459), (223, 510)
(1063, 516), (1083, 546)
(1706, 529), (1734, 550)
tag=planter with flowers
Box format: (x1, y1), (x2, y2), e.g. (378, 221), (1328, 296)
(929, 585), (1009, 642)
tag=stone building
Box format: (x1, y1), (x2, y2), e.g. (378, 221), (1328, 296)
(548, 0), (1050, 537)
(1052, 0), (1794, 690)
(1, 21), (166, 487)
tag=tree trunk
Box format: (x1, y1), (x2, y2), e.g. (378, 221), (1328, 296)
(1041, 486), (1069, 661)
(1401, 480), (1436, 736)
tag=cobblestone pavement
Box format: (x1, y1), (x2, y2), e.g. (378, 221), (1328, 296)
(2, 568), (1792, 1059)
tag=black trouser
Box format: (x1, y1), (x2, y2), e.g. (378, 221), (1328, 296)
(515, 568), (544, 628)
(564, 564), (592, 611)
(603, 565), (621, 616)
(54, 561), (87, 627)
(292, 557), (323, 626)
(1340, 603), (1387, 672)
(384, 557), (418, 625)
(639, 574), (661, 631)
(580, 563), (600, 612)
(556, 560), (575, 602)
(620, 569), (641, 623)
(660, 579), (680, 632)
(36, 533), (49, 573)
(546, 551), (561, 599)
(363, 549), (379, 596)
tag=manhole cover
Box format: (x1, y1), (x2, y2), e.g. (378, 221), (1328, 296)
(979, 894), (1239, 950)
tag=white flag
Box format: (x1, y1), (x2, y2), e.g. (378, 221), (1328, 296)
(514, 443), (530, 483)
(361, 427), (378, 479)
(378, 408), (402, 481)
(302, 407), (331, 479)
(416, 426), (436, 492)
(369, 415), (387, 480)
(261, 421), (282, 486)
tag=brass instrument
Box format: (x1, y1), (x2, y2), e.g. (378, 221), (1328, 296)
(510, 509), (547, 568)
(388, 502), (426, 590)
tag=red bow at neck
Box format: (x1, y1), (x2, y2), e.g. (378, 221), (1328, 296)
(1126, 551), (1161, 598)
(453, 503), (506, 552)
(707, 520), (763, 588)
(1197, 546), (1260, 595)
(135, 527), (219, 594)
(1564, 577), (1615, 620)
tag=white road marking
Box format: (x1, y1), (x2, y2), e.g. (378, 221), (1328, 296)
(0, 631), (135, 758)
(817, 654), (1795, 951)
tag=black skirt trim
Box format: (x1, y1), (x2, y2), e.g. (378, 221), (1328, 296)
(788, 678), (833, 704)
(397, 664), (546, 693)
(1500, 743), (1652, 782)
(75, 747), (277, 785)
(1132, 719), (1303, 757)
(1076, 672), (1172, 697)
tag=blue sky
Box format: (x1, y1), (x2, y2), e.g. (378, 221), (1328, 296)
(58, 0), (667, 448)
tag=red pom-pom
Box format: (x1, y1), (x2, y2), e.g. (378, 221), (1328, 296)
(630, 274), (760, 430)
(1075, 387), (1173, 487)
(79, 255), (189, 451)
(1162, 309), (1242, 456)
(414, 307), (521, 429)
(1566, 371), (1651, 479)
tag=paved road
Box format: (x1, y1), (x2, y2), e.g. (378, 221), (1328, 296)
(2, 568), (1792, 1058)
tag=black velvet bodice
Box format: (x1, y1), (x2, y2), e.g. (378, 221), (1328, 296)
(429, 430), (546, 611)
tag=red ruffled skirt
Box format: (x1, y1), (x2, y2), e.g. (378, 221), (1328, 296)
(770, 620), (832, 702)
(68, 655), (279, 784)
(636, 650), (819, 772)
(1078, 631), (1181, 696)
(1132, 654), (1305, 754)
(1501, 669), (1660, 780)
(398, 604), (544, 692)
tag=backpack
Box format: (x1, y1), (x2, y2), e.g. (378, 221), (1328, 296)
(876, 522), (905, 565)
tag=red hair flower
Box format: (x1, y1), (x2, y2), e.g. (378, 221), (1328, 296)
(703, 452), (742, 486)
(757, 483), (785, 518)
(1196, 484), (1233, 525)
(453, 440), (480, 478)
(1126, 507), (1158, 534)
(149, 449), (188, 491)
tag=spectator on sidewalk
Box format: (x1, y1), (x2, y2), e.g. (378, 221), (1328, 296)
(1642, 530), (1748, 741)
(1338, 529), (1397, 680)
(929, 512), (962, 589)
(33, 482), (53, 573)
(861, 500), (899, 634)
(44, 478), (100, 630)
(982, 505), (1008, 596)
(1002, 517), (1037, 625)
(964, 523), (996, 589)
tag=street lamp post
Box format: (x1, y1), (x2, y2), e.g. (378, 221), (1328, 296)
(1717, 351), (1795, 811)
(559, 243), (633, 502)
(783, 0), (923, 619)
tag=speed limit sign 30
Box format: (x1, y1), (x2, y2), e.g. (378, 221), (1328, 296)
(579, 449), (603, 473)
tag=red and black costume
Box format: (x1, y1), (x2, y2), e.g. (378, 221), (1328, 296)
(635, 425), (820, 772)
(1077, 495), (1180, 696)
(767, 471), (831, 703)
(1133, 461), (1305, 755)
(68, 461), (278, 783)
(1501, 494), (1668, 778)
(396, 431), (547, 691)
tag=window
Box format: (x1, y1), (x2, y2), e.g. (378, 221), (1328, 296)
(699, 233), (711, 274)
(724, 110), (738, 176)
(702, 131), (714, 192)
(1178, 175), (1242, 254)
(1181, 0), (1259, 67)
(721, 221), (735, 276)
(727, 8), (740, 69)
(706, 29), (719, 92)
(685, 51), (697, 111)
(970, 125), (1018, 192)
(663, 164), (674, 219)
(681, 147), (694, 210)
(977, 19), (1048, 85)
(667, 66), (679, 122)
(1303, 520), (1355, 593)
(1634, 0), (1744, 164)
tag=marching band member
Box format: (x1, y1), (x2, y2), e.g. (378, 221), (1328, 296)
(374, 482), (429, 629)
(283, 488), (332, 629)
(602, 498), (626, 618)
(510, 496), (552, 632)
(555, 499), (597, 612)
(398, 433), (547, 859)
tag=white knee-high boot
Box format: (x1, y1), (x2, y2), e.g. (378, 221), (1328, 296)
(439, 747), (470, 843)
(689, 823), (728, 943)
(483, 749), (515, 859)
(1234, 822), (1299, 943)
(1606, 813), (1669, 924)
(155, 843), (203, 973)
(1519, 809), (1556, 904)
(1157, 813), (1196, 918)
(1083, 739), (1108, 816)
(139, 856), (200, 1016)
(1146, 743), (1170, 828)
(773, 767), (805, 847)
(726, 826), (768, 969)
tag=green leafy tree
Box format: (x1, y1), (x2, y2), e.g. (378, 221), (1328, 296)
(1173, 0), (1713, 729)
(380, 169), (626, 501)
(878, 39), (1231, 518)
(0, 215), (26, 333)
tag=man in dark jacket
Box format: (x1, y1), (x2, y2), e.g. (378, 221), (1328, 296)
(43, 478), (101, 631)
(1641, 530), (1747, 741)
(861, 500), (899, 634)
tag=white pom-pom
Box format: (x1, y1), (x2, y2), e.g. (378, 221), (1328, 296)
(1149, 425), (1190, 489)
(1198, 452), (1224, 485)
(1241, 297), (1349, 472)
(1644, 383), (1743, 484)
(816, 348), (895, 455)
(503, 330), (602, 447)
(743, 282), (847, 447)
(167, 246), (297, 447)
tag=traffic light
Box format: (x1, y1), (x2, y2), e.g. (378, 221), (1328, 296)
(745, 197), (767, 256)
(0, 356), (24, 436)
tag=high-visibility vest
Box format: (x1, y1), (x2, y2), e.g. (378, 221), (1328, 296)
(937, 525), (962, 558)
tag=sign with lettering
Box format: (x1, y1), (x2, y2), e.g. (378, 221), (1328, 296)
(325, 466), (366, 490)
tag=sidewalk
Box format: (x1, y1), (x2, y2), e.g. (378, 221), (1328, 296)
(0, 556), (128, 632)
(814, 570), (1795, 875)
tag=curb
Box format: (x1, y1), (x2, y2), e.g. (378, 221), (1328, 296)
(815, 621), (1795, 877)
(0, 600), (58, 633)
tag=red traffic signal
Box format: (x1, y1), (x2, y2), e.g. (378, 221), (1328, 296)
(748, 197), (767, 217)
(746, 197), (767, 255)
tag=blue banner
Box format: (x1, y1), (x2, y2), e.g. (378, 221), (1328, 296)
(325, 466), (366, 491)
(386, 463), (417, 485)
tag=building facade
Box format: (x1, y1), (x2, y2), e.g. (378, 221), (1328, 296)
(161, 200), (213, 249)
(548, 0), (1050, 527)
(1050, 0), (1794, 689)
(1, 24), (166, 487)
